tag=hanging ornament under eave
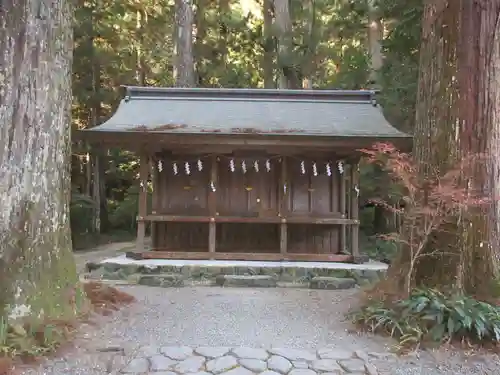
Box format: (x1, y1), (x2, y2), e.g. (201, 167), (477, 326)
(300, 161), (306, 175)
(283, 183), (287, 194)
(210, 181), (216, 192)
(185, 161), (191, 175)
(337, 161), (344, 174)
(157, 160), (163, 172)
(266, 159), (271, 172)
(197, 159), (203, 171)
(173, 162), (179, 175)
(326, 162), (331, 177)
(312, 162), (318, 176)
(254, 160), (259, 172)
(241, 160), (247, 174)
(229, 159), (235, 172)
(354, 185), (360, 197)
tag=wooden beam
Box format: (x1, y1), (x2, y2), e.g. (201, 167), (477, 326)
(136, 153), (149, 251)
(339, 161), (347, 252)
(350, 162), (360, 258)
(208, 155), (218, 257)
(150, 158), (158, 246)
(141, 214), (358, 225)
(279, 156), (288, 254)
(131, 251), (353, 263)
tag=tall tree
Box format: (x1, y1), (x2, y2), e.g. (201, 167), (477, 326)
(0, 0), (82, 320)
(174, 0), (195, 87)
(274, 0), (298, 88)
(387, 0), (500, 297)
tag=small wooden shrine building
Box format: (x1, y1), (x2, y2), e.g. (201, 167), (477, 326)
(80, 86), (410, 263)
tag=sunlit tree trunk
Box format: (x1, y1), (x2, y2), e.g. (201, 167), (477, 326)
(0, 0), (82, 321)
(387, 0), (500, 298)
(367, 0), (383, 85)
(274, 0), (299, 89)
(174, 0), (195, 87)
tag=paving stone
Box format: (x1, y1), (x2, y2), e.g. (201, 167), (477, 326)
(260, 371), (282, 375)
(292, 361), (309, 369)
(186, 372), (212, 375)
(367, 352), (395, 360)
(310, 359), (343, 372)
(161, 346), (194, 360)
(289, 370), (317, 375)
(309, 277), (357, 290)
(137, 345), (160, 357)
(147, 372), (178, 375)
(339, 359), (366, 373)
(269, 348), (316, 361)
(239, 359), (268, 372)
(232, 347), (270, 360)
(138, 273), (184, 287)
(216, 275), (277, 288)
(354, 350), (369, 363)
(321, 372), (344, 375)
(268, 355), (293, 374)
(150, 355), (177, 371)
(174, 356), (206, 373)
(365, 363), (379, 375)
(207, 355), (239, 374)
(317, 348), (353, 360)
(122, 357), (150, 373)
(219, 366), (254, 375)
(195, 346), (231, 358)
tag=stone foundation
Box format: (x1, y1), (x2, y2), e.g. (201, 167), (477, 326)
(85, 257), (386, 290)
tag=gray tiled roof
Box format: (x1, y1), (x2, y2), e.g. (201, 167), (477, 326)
(84, 86), (409, 138)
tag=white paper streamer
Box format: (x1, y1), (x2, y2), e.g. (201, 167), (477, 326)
(337, 161), (344, 174)
(312, 162), (318, 176)
(283, 183), (287, 194)
(229, 159), (235, 172)
(300, 161), (306, 174)
(354, 185), (360, 197)
(173, 162), (178, 175)
(185, 161), (191, 175)
(158, 160), (163, 172)
(254, 160), (259, 172)
(326, 162), (331, 176)
(266, 159), (271, 172)
(197, 159), (203, 171)
(241, 160), (247, 174)
(210, 181), (216, 192)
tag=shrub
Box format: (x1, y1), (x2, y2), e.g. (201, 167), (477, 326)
(352, 288), (500, 350)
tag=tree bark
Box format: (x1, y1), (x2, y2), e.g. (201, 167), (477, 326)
(263, 0), (275, 88)
(367, 0), (383, 86)
(274, 0), (299, 89)
(174, 0), (195, 87)
(387, 0), (500, 298)
(0, 0), (82, 320)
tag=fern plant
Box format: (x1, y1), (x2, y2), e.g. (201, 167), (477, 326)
(352, 288), (500, 349)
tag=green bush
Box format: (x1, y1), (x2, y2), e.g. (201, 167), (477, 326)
(352, 288), (500, 349)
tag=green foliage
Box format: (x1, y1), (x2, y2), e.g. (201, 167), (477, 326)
(352, 288), (500, 349)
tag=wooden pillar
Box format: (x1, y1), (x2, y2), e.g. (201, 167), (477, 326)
(150, 158), (158, 247)
(339, 161), (347, 253)
(279, 156), (288, 257)
(350, 161), (360, 258)
(136, 153), (150, 251)
(208, 155), (218, 258)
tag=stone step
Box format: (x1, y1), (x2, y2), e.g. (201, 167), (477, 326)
(309, 277), (357, 290)
(216, 275), (277, 288)
(137, 273), (184, 287)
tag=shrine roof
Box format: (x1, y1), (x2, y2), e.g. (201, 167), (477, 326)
(82, 86), (410, 140)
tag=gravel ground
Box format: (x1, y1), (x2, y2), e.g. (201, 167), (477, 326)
(18, 285), (500, 375)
